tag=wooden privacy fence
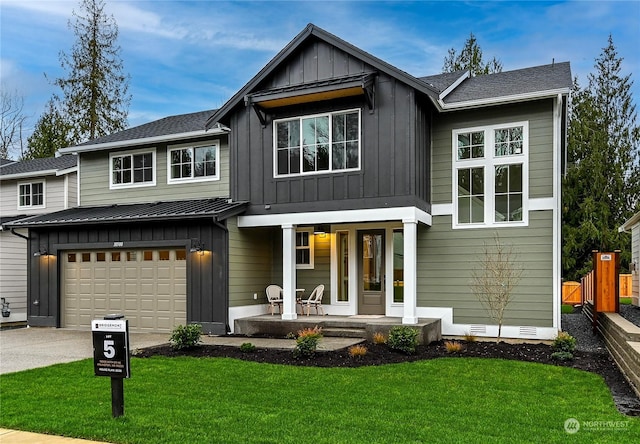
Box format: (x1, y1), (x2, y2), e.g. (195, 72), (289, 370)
(562, 273), (632, 305)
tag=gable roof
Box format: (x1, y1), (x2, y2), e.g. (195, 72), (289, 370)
(58, 109), (222, 154)
(5, 198), (248, 229)
(0, 155), (77, 180)
(620, 211), (640, 232)
(206, 23), (441, 129)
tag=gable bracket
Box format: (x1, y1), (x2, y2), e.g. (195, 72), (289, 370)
(244, 96), (268, 127)
(362, 73), (376, 113)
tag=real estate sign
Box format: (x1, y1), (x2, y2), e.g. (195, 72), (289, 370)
(91, 319), (130, 378)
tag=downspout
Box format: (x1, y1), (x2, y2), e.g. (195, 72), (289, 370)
(10, 228), (30, 241)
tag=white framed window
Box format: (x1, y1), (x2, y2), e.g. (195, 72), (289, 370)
(168, 141), (220, 184)
(109, 148), (156, 189)
(274, 109), (361, 177)
(18, 181), (45, 208)
(296, 228), (315, 269)
(452, 122), (528, 228)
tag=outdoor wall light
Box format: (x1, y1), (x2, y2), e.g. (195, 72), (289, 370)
(1, 297), (10, 318)
(189, 239), (205, 255)
(314, 224), (329, 235)
(33, 246), (48, 257)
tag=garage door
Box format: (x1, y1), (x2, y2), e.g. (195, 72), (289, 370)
(62, 249), (187, 333)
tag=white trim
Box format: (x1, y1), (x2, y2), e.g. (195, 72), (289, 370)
(273, 108), (361, 178)
(55, 166), (78, 177)
(1, 169), (64, 180)
(620, 211), (640, 233)
(402, 221), (418, 324)
(166, 140), (220, 184)
(552, 94), (562, 333)
(452, 121), (529, 229)
(109, 147), (157, 190)
(281, 224), (298, 320)
(17, 180), (46, 209)
(58, 127), (227, 155)
(63, 174), (69, 209)
(238, 206), (432, 228)
(431, 203), (453, 216)
(529, 197), (555, 211)
(438, 88), (570, 112)
(77, 157), (81, 206)
(439, 71), (470, 100)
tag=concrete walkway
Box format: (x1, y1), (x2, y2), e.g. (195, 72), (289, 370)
(0, 428), (108, 444)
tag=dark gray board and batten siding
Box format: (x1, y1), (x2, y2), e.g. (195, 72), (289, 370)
(230, 39), (433, 215)
(26, 221), (229, 334)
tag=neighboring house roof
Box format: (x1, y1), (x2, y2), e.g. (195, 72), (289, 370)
(59, 109), (222, 155)
(620, 211), (640, 232)
(0, 155), (77, 180)
(0, 159), (16, 167)
(0, 214), (29, 231)
(6, 198), (248, 228)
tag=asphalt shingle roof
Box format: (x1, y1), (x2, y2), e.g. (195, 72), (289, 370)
(75, 109), (216, 147)
(0, 155), (77, 177)
(442, 62), (571, 104)
(5, 198), (247, 228)
(419, 70), (468, 94)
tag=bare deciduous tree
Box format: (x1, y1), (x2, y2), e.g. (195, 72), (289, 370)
(0, 90), (27, 159)
(471, 233), (523, 342)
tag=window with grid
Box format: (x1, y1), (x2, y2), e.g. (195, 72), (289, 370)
(275, 109), (360, 177)
(295, 229), (314, 269)
(110, 150), (155, 188)
(453, 122), (528, 228)
(169, 143), (219, 183)
(18, 182), (44, 208)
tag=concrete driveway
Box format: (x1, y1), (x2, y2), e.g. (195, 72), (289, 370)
(0, 327), (169, 375)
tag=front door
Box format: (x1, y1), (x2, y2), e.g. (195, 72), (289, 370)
(358, 230), (385, 315)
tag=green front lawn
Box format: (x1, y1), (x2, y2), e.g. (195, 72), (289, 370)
(1, 357), (638, 443)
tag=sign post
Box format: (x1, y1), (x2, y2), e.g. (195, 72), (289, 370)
(92, 315), (130, 418)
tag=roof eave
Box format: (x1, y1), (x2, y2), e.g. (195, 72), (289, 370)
(1, 168), (68, 180)
(438, 87), (570, 111)
(619, 211), (640, 232)
(58, 127), (227, 155)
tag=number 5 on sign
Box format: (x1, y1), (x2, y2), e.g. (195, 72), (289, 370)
(103, 339), (116, 358)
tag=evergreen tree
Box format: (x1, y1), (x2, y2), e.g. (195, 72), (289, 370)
(562, 35), (640, 280)
(442, 32), (503, 76)
(54, 0), (130, 143)
(24, 99), (73, 159)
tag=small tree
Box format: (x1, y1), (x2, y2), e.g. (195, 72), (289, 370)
(0, 89), (27, 159)
(471, 233), (523, 342)
(24, 99), (74, 159)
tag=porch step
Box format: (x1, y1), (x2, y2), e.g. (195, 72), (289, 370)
(322, 327), (367, 339)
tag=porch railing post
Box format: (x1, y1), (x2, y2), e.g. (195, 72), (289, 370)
(281, 224), (298, 320)
(402, 219), (418, 324)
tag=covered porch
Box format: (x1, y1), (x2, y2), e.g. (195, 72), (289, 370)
(233, 314), (441, 345)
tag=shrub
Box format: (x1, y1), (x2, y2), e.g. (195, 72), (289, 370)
(348, 344), (368, 357)
(372, 332), (386, 345)
(463, 332), (477, 342)
(387, 326), (419, 355)
(551, 351), (574, 361)
(293, 326), (323, 358)
(240, 342), (256, 352)
(170, 324), (202, 350)
(553, 332), (576, 353)
(444, 340), (464, 353)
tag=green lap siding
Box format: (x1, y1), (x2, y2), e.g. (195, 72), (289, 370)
(417, 211), (554, 327)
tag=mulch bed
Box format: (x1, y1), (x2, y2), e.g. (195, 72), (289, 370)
(136, 339), (640, 416)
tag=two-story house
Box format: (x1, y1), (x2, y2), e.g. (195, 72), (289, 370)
(9, 24), (571, 340)
(0, 155), (77, 326)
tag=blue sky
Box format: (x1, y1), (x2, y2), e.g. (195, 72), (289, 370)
(1, 0), (639, 158)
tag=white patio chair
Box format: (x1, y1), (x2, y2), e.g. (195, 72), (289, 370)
(265, 285), (283, 315)
(299, 284), (325, 316)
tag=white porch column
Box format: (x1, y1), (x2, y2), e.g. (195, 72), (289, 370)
(281, 223), (298, 320)
(402, 219), (418, 324)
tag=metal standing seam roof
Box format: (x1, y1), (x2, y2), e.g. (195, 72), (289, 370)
(0, 155), (77, 177)
(4, 198), (248, 228)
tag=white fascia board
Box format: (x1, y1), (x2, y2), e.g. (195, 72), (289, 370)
(238, 206), (432, 228)
(438, 88), (570, 111)
(620, 211), (640, 232)
(58, 128), (227, 155)
(438, 71), (470, 100)
(0, 170), (59, 180)
(56, 166), (78, 177)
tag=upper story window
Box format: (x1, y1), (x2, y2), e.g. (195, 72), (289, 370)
(296, 228), (314, 269)
(168, 142), (220, 184)
(274, 109), (360, 177)
(110, 148), (156, 189)
(18, 181), (45, 208)
(453, 122), (528, 228)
